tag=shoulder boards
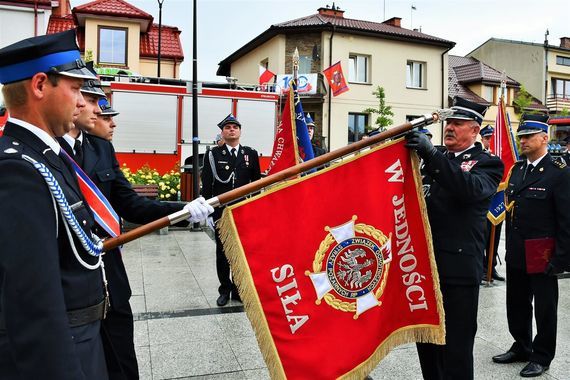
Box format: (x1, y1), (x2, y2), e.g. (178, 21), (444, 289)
(552, 159), (567, 169)
(0, 138), (22, 157)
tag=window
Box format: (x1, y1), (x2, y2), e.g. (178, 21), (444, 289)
(299, 55), (312, 74)
(348, 113), (368, 143)
(482, 85), (495, 103)
(406, 61), (425, 88)
(556, 55), (570, 67)
(98, 27), (127, 65)
(552, 78), (570, 98)
(348, 54), (368, 83)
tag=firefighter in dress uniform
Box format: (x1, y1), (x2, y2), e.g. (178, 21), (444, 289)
(305, 113), (326, 157)
(405, 96), (504, 379)
(58, 74), (212, 379)
(201, 114), (261, 307)
(492, 114), (570, 378)
(0, 30), (109, 379)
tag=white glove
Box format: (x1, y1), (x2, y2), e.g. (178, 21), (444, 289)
(184, 197), (214, 223)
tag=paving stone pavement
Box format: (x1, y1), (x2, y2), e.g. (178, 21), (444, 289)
(123, 228), (570, 380)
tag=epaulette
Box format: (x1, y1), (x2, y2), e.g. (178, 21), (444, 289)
(0, 136), (23, 159)
(242, 145), (258, 153)
(552, 158), (567, 169)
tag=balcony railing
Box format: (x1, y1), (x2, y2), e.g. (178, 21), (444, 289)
(546, 95), (570, 112)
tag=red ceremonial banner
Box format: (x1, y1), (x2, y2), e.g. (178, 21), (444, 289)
(323, 61), (349, 97)
(220, 139), (444, 379)
(264, 87), (299, 176)
(490, 96), (517, 184)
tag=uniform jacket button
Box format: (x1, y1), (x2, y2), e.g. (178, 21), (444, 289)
(82, 220), (87, 226)
(458, 248), (462, 252)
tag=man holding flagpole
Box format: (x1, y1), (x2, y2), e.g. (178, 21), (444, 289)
(405, 96), (503, 379)
(59, 69), (213, 379)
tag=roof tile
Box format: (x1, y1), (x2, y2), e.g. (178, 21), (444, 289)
(46, 16), (183, 60)
(140, 24), (184, 60)
(73, 0), (153, 20)
(274, 13), (453, 45)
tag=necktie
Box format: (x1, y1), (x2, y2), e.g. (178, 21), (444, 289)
(446, 151), (455, 160)
(231, 148), (237, 158)
(74, 139), (84, 167)
(523, 163), (534, 181)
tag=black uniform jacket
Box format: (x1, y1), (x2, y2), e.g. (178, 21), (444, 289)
(312, 143), (326, 158)
(505, 155), (570, 271)
(421, 143), (504, 285)
(0, 122), (104, 379)
(60, 133), (186, 307)
(201, 144), (261, 219)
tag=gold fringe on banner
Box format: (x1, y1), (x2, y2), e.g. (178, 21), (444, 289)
(218, 140), (446, 379)
(218, 209), (288, 379)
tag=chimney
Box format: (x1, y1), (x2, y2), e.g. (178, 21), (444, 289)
(317, 3), (345, 18)
(560, 37), (570, 49)
(52, 0), (71, 17)
(383, 17), (401, 28)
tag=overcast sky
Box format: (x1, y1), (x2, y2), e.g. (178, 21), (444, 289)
(71, 0), (569, 82)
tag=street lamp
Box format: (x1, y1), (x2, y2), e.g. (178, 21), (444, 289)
(157, 0), (165, 79)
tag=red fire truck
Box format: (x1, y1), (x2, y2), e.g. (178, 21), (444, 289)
(108, 81), (279, 173)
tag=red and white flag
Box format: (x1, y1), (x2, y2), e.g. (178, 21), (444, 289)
(490, 96), (517, 183)
(323, 61), (349, 96)
(263, 85), (299, 176)
(259, 65), (275, 86)
(219, 140), (444, 379)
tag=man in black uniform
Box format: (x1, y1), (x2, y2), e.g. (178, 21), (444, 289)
(201, 114), (261, 306)
(492, 114), (570, 377)
(405, 96), (504, 380)
(305, 113), (326, 157)
(91, 97), (118, 141)
(60, 80), (213, 379)
(479, 124), (505, 282)
(0, 30), (109, 379)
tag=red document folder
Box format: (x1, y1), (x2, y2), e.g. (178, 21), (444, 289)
(525, 237), (555, 274)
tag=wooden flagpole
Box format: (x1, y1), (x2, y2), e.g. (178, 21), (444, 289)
(102, 110), (451, 252)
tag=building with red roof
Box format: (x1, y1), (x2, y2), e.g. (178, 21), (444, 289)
(47, 0), (184, 79)
(218, 5), (455, 148)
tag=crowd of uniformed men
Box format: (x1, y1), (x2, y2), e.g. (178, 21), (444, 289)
(0, 30), (569, 379)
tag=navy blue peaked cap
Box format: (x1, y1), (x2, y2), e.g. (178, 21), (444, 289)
(0, 30), (95, 85)
(480, 124), (494, 137)
(98, 98), (119, 116)
(217, 114), (241, 129)
(305, 113), (315, 126)
(81, 61), (105, 97)
(449, 96), (488, 125)
(517, 114), (549, 136)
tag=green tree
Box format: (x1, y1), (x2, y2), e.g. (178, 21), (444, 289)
(84, 49), (94, 63)
(363, 86), (394, 132)
(513, 86), (534, 115)
(560, 107), (570, 117)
